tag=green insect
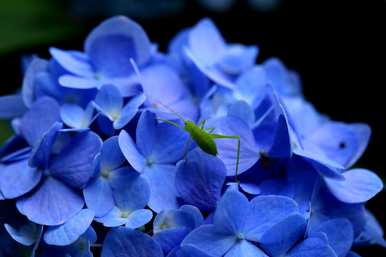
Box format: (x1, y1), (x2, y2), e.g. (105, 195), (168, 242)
(156, 103), (241, 180)
(129, 58), (241, 179)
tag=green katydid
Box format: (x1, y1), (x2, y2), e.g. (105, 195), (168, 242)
(129, 58), (241, 180)
(157, 103), (241, 180)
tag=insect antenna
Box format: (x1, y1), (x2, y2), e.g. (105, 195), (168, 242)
(129, 58), (185, 122)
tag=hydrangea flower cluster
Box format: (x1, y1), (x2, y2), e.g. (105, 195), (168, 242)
(0, 16), (384, 257)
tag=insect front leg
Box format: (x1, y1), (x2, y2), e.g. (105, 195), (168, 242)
(210, 134), (241, 183)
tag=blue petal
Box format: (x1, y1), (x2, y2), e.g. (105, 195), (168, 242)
(110, 168), (150, 210)
(0, 159), (41, 199)
(186, 48), (235, 89)
(83, 177), (114, 217)
(4, 222), (40, 246)
(154, 228), (191, 254)
(49, 131), (102, 189)
(324, 168), (383, 203)
(144, 164), (178, 212)
(167, 245), (213, 257)
(140, 64), (197, 121)
(224, 240), (268, 257)
(308, 122), (371, 168)
(94, 85), (123, 121)
(16, 177), (84, 225)
(29, 122), (62, 169)
(210, 116), (259, 176)
(188, 18), (226, 66)
(85, 16), (152, 77)
(49, 48), (94, 77)
(59, 75), (101, 89)
(244, 195), (299, 241)
(22, 57), (49, 107)
(100, 136), (126, 171)
(20, 97), (60, 146)
(60, 104), (94, 129)
(101, 227), (163, 257)
(213, 190), (250, 234)
(176, 149), (226, 211)
(118, 130), (146, 172)
(287, 236), (337, 257)
(235, 66), (267, 107)
(136, 111), (188, 164)
(182, 224), (236, 256)
(227, 101), (255, 127)
(355, 210), (386, 247)
(310, 218), (353, 257)
(125, 209), (153, 229)
(113, 93), (146, 129)
(259, 214), (307, 257)
(44, 209), (94, 246)
(96, 206), (129, 227)
(0, 94), (27, 119)
(218, 45), (258, 75)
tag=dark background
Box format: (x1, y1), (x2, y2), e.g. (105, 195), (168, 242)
(0, 0), (385, 256)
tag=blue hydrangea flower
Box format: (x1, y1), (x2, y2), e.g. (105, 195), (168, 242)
(50, 16), (152, 95)
(182, 190), (307, 257)
(0, 15), (384, 256)
(118, 111), (188, 212)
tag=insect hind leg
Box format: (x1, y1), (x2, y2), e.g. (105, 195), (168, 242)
(210, 134), (241, 183)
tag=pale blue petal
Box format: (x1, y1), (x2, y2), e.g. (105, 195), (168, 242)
(113, 93), (145, 129)
(125, 209), (153, 229)
(210, 116), (259, 176)
(140, 64), (197, 121)
(144, 164), (178, 213)
(16, 177), (84, 225)
(44, 209), (94, 246)
(308, 122), (371, 168)
(118, 130), (146, 172)
(324, 168), (383, 203)
(60, 104), (94, 129)
(188, 18), (226, 66)
(59, 75), (101, 89)
(94, 84), (123, 121)
(96, 206), (128, 227)
(218, 45), (258, 75)
(49, 48), (94, 77)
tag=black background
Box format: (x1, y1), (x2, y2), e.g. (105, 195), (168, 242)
(0, 0), (385, 256)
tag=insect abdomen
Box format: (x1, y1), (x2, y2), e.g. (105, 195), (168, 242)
(184, 121), (218, 155)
